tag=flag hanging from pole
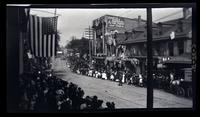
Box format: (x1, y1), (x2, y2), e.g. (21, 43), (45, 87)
(29, 15), (58, 57)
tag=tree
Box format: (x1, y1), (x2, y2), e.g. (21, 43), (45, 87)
(56, 30), (61, 51)
(65, 37), (89, 57)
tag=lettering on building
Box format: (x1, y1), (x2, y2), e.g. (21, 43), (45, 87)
(107, 16), (125, 28)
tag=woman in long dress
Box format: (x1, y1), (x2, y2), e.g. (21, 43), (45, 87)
(122, 72), (125, 83)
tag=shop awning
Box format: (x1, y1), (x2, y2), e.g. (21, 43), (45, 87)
(105, 56), (117, 61)
(163, 56), (191, 64)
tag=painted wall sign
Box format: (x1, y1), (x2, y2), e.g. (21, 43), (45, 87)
(107, 16), (125, 28)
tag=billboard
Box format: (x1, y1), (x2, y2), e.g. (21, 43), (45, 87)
(107, 16), (125, 28)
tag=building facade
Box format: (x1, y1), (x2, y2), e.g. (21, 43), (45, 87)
(91, 8), (192, 78)
(92, 15), (146, 57)
(119, 8), (192, 75)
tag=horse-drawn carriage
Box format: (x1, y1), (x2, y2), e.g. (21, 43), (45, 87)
(167, 68), (192, 98)
(162, 57), (192, 98)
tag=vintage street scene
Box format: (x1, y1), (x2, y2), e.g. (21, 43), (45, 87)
(6, 4), (196, 112)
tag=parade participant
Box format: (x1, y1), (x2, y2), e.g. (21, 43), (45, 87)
(130, 75), (133, 85)
(102, 70), (107, 80)
(122, 71), (125, 83)
(114, 70), (118, 81)
(95, 70), (98, 78)
(98, 70), (102, 79)
(170, 72), (174, 84)
(110, 72), (114, 81)
(139, 74), (143, 87)
(88, 69), (93, 77)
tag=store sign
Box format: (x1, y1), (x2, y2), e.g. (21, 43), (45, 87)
(107, 16), (125, 28)
(170, 31), (175, 40)
(184, 69), (192, 82)
(157, 63), (166, 68)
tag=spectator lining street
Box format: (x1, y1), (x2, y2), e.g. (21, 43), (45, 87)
(54, 58), (192, 108)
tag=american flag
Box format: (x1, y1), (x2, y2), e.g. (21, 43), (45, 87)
(29, 15), (58, 57)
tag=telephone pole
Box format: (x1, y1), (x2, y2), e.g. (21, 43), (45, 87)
(85, 26), (93, 62)
(89, 26), (91, 62)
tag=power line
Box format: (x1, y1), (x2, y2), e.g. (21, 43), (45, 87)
(153, 10), (182, 22)
(117, 9), (183, 22)
(31, 9), (61, 16)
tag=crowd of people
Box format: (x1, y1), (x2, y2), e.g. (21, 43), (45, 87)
(68, 56), (148, 87)
(18, 68), (115, 112)
(67, 56), (187, 96)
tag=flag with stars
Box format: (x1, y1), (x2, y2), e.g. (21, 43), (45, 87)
(29, 15), (58, 57)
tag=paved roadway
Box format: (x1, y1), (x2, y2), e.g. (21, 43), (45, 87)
(53, 58), (192, 109)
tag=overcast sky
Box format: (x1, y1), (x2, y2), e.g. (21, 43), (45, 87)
(30, 8), (184, 47)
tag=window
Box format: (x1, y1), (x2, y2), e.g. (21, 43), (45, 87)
(168, 41), (174, 56)
(178, 40), (184, 55)
(177, 21), (183, 32)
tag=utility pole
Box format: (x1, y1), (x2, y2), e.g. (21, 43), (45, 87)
(103, 22), (105, 55)
(93, 28), (96, 56)
(89, 26), (91, 62)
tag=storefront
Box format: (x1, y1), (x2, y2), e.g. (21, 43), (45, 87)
(163, 56), (192, 79)
(93, 56), (106, 71)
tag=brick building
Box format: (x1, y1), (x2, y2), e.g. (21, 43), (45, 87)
(92, 14), (146, 57)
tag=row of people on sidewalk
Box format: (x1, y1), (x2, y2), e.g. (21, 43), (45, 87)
(66, 56), (188, 97)
(67, 56), (145, 86)
(18, 70), (115, 112)
(68, 62), (181, 90)
(69, 64), (145, 87)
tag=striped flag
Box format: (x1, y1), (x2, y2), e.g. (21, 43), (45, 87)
(29, 15), (58, 57)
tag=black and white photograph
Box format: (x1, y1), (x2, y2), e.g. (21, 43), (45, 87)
(6, 3), (196, 113)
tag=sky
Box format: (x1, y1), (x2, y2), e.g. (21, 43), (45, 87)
(30, 8), (184, 47)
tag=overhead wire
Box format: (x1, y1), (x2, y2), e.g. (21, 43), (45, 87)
(30, 9), (61, 16)
(153, 9), (182, 22)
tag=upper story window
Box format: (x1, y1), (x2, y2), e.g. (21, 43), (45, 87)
(176, 21), (183, 33)
(157, 22), (163, 35)
(178, 40), (184, 55)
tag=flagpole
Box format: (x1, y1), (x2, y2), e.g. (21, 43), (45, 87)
(52, 8), (57, 71)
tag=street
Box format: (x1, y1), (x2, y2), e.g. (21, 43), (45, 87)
(53, 58), (192, 108)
